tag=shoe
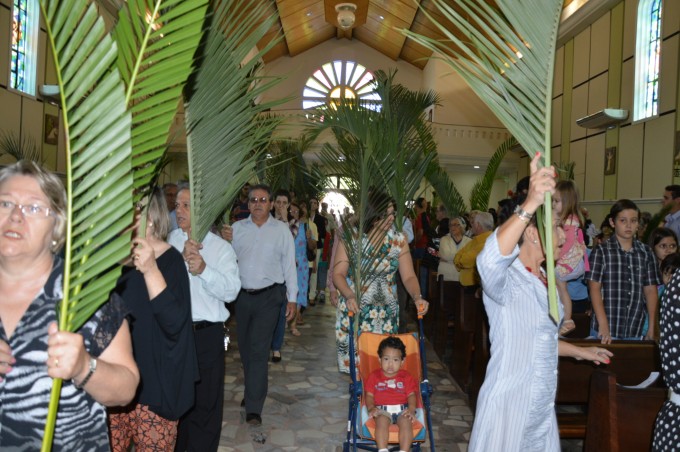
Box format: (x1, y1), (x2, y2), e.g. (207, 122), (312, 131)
(272, 351), (282, 363)
(290, 328), (301, 337)
(559, 319), (576, 336)
(240, 398), (245, 407)
(246, 413), (262, 425)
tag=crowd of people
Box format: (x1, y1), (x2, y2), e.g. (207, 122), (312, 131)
(2, 157), (680, 451)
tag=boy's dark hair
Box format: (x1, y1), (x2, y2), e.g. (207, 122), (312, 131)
(273, 188), (290, 202)
(660, 252), (680, 277)
(665, 185), (680, 199)
(609, 199), (640, 220)
(378, 336), (406, 360)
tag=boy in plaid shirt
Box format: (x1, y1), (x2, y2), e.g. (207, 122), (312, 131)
(587, 199), (660, 343)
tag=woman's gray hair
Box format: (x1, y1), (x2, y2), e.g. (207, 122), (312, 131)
(450, 216), (466, 229)
(146, 187), (170, 240)
(0, 160), (66, 253)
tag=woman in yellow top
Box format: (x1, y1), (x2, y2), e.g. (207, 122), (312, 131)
(454, 212), (495, 287)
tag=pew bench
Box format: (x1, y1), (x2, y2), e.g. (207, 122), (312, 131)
(556, 339), (661, 440)
(584, 370), (666, 452)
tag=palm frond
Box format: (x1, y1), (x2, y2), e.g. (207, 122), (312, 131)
(39, 0), (133, 448)
(184, 0), (288, 240)
(404, 0), (564, 322)
(0, 130), (43, 164)
(264, 135), (319, 199)
(112, 0), (209, 203)
(425, 160), (467, 217)
(306, 71), (439, 301)
(469, 136), (517, 211)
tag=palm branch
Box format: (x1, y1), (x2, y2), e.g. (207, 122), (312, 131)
(0, 130), (43, 163)
(264, 135), (320, 199)
(469, 136), (517, 211)
(38, 0), (133, 449)
(184, 0), (288, 241)
(306, 72), (438, 303)
(425, 159), (467, 218)
(112, 0), (208, 236)
(404, 0), (564, 322)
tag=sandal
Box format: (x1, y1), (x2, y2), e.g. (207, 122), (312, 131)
(290, 328), (302, 337)
(559, 319), (576, 336)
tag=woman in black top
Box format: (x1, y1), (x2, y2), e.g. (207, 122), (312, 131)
(109, 188), (198, 450)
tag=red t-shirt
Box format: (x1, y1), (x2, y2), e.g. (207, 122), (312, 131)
(414, 213), (429, 249)
(364, 369), (418, 405)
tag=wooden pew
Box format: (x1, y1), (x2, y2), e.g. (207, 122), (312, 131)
(557, 339), (661, 439)
(468, 299), (489, 410)
(432, 278), (458, 360)
(584, 370), (666, 452)
(423, 271), (439, 342)
(449, 285), (479, 391)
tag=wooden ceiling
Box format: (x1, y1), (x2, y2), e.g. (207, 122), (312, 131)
(258, 0), (580, 69)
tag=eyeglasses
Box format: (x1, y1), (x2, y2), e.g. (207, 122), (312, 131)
(0, 200), (53, 218)
(657, 243), (677, 250)
(249, 197), (269, 204)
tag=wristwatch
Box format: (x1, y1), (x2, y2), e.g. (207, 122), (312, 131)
(73, 357), (97, 390)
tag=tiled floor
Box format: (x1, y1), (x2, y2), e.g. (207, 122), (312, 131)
(218, 301), (472, 451)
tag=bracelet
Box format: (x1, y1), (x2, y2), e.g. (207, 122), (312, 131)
(73, 357), (97, 390)
(514, 205), (533, 224)
(412, 294), (423, 300)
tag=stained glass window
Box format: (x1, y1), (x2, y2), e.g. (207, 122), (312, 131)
(633, 0), (663, 121)
(10, 0), (39, 95)
(302, 60), (381, 111)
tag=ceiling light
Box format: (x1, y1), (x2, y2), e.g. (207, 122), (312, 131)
(306, 11), (312, 17)
(474, 165), (480, 169)
(335, 3), (357, 30)
(379, 15), (384, 20)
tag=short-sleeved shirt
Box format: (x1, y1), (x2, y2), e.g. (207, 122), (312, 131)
(364, 369), (417, 406)
(586, 235), (661, 337)
(0, 256), (127, 451)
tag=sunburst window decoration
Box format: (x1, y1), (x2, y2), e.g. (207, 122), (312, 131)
(302, 60), (381, 113)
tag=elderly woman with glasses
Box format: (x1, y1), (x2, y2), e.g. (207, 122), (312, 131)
(0, 161), (139, 450)
(438, 216), (472, 282)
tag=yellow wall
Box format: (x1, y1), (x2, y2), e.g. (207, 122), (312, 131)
(552, 0), (680, 225)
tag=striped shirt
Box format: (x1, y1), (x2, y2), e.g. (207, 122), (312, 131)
(586, 235), (660, 338)
(469, 231), (561, 452)
(0, 257), (127, 451)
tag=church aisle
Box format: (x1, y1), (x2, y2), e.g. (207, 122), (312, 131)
(218, 302), (472, 451)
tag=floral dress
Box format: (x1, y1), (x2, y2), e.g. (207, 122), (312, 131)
(335, 229), (407, 373)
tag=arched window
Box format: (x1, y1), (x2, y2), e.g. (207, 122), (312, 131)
(302, 60), (381, 111)
(633, 0), (663, 121)
(10, 0), (39, 95)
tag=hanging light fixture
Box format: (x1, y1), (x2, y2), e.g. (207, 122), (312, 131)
(335, 3), (357, 30)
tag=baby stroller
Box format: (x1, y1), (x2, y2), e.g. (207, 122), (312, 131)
(343, 311), (436, 452)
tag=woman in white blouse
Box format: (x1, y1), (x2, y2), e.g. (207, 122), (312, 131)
(469, 153), (613, 451)
(437, 216), (471, 281)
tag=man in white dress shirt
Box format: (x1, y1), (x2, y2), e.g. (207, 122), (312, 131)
(169, 186), (241, 452)
(223, 184), (297, 426)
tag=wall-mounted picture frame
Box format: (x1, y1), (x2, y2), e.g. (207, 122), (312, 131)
(604, 146), (616, 175)
(44, 114), (59, 145)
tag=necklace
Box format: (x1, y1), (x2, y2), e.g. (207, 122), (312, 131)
(525, 266), (548, 287)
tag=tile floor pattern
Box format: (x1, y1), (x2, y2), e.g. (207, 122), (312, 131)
(218, 302), (472, 451)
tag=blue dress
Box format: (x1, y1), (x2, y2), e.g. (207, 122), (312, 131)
(295, 223), (309, 307)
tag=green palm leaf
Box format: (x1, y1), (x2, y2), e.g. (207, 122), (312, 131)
(425, 160), (467, 218)
(405, 0), (564, 322)
(469, 136), (517, 211)
(112, 0), (209, 204)
(306, 72), (438, 301)
(39, 0), (133, 449)
(264, 135), (321, 199)
(184, 0), (288, 241)
(0, 130), (43, 163)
